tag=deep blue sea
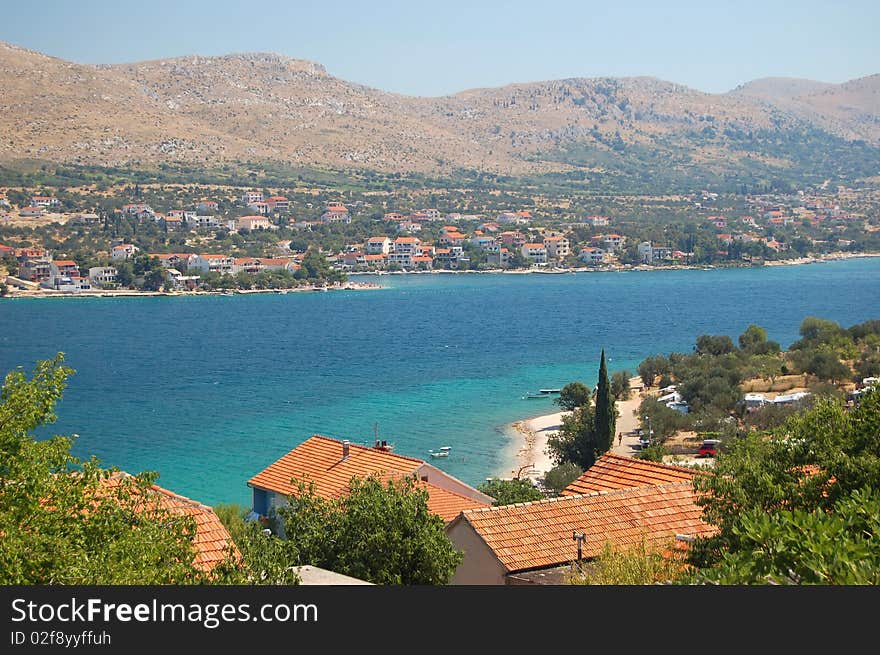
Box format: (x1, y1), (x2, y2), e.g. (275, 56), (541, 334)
(1, 258), (878, 507)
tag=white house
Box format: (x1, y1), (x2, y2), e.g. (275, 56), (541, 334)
(366, 237), (392, 255)
(543, 235), (570, 259)
(236, 215), (274, 231)
(88, 266), (118, 286)
(579, 246), (605, 264)
(188, 254), (234, 274)
(392, 236), (422, 256)
(521, 243), (547, 264)
(190, 215), (222, 230)
(241, 191), (263, 204)
(31, 195), (59, 208)
(111, 244), (139, 261)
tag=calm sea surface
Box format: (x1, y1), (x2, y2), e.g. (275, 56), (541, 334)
(2, 258), (878, 506)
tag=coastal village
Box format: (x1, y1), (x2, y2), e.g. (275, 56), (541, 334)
(62, 363), (877, 585)
(2, 178), (879, 587)
(1, 182), (879, 296)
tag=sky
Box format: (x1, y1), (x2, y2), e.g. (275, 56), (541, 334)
(1, 0), (878, 96)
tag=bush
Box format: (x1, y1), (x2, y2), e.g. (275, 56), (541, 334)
(541, 462), (584, 496)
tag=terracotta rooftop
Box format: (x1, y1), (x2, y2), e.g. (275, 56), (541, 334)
(248, 435), (489, 521)
(561, 453), (704, 496)
(453, 482), (715, 573)
(421, 481), (491, 523)
(102, 474), (238, 572)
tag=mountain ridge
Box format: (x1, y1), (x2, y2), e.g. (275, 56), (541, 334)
(1, 42), (878, 185)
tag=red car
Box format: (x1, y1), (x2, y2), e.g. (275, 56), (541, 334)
(698, 439), (721, 457)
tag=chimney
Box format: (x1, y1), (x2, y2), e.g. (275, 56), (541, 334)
(342, 439), (350, 460)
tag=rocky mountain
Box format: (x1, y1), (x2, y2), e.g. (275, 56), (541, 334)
(1, 41), (878, 185)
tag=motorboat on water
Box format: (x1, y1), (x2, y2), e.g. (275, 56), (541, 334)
(428, 446), (451, 458)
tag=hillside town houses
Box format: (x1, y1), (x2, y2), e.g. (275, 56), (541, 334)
(2, 185), (877, 294)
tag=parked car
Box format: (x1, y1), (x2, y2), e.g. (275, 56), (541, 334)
(698, 439), (721, 457)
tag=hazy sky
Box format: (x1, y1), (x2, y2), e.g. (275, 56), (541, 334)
(2, 0), (877, 96)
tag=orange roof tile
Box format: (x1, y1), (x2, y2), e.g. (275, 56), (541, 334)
(249, 435), (489, 521)
(53, 260), (78, 267)
(561, 453), (704, 496)
(422, 482), (490, 523)
(455, 483), (715, 573)
(249, 435), (424, 500)
(101, 474), (238, 572)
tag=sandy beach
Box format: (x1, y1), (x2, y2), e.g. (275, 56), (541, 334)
(503, 376), (646, 481)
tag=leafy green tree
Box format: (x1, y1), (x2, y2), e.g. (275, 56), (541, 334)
(276, 475), (462, 585)
(611, 370), (631, 400)
(738, 324), (780, 355)
(634, 442), (667, 462)
(638, 355), (671, 388)
(593, 350), (616, 454)
(0, 355), (217, 584)
(541, 462), (583, 496)
(478, 478), (544, 506)
(688, 389), (880, 583)
(804, 350), (851, 383)
(213, 504), (300, 584)
(555, 381), (590, 411)
(695, 334), (736, 356)
(637, 397), (688, 441)
(688, 489), (880, 585)
(547, 405), (598, 470)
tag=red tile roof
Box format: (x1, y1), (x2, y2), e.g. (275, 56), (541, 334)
(421, 482), (490, 522)
(249, 435), (488, 522)
(561, 453), (704, 496)
(101, 474), (238, 572)
(454, 482), (715, 573)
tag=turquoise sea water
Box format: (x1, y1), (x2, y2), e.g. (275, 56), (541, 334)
(1, 258), (879, 507)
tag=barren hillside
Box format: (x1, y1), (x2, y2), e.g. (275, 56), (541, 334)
(1, 42), (878, 182)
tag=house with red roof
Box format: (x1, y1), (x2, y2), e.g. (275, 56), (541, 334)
(189, 253), (233, 273)
(543, 235), (570, 259)
(111, 244), (139, 261)
(366, 236), (392, 254)
(101, 473), (238, 572)
(236, 215), (273, 231)
(521, 243), (547, 264)
(19, 206), (45, 217)
(447, 482), (714, 584)
(264, 196), (289, 212)
(561, 453), (705, 496)
(247, 435), (494, 532)
(579, 246), (605, 264)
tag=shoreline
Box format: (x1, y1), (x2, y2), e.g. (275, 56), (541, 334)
(0, 280), (381, 300)
(500, 376), (647, 482)
(347, 250), (880, 276)
(5, 251), (877, 300)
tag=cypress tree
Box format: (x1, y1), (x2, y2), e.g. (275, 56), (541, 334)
(594, 349), (616, 454)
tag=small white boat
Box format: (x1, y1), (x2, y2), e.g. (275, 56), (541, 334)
(429, 446), (451, 458)
(538, 388), (561, 394)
